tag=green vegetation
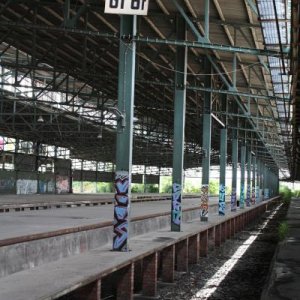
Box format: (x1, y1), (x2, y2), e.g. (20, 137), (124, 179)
(279, 186), (293, 206)
(72, 181), (113, 193)
(183, 179), (199, 193)
(293, 190), (300, 197)
(209, 179), (219, 196)
(160, 176), (172, 193)
(72, 177), (230, 196)
(278, 221), (289, 241)
(146, 184), (159, 193)
(131, 183), (159, 193)
(97, 182), (113, 193)
(131, 183), (144, 193)
(160, 176), (222, 195)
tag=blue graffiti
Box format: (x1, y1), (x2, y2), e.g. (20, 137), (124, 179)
(219, 184), (226, 215)
(231, 188), (237, 211)
(240, 184), (245, 209)
(200, 185), (209, 218)
(252, 186), (256, 205)
(256, 186), (260, 203)
(172, 183), (182, 226)
(264, 189), (269, 200)
(113, 222), (128, 251)
(113, 171), (129, 251)
(246, 184), (251, 207)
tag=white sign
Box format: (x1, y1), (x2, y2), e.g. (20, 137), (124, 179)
(105, 0), (149, 15)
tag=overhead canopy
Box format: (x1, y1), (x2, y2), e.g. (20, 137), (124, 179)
(0, 0), (299, 179)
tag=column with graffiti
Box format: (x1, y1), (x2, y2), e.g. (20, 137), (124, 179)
(231, 130), (238, 212)
(171, 16), (187, 231)
(240, 145), (246, 209)
(200, 57), (212, 222)
(256, 159), (260, 203)
(200, 184), (209, 219)
(219, 184), (226, 215)
(219, 128), (227, 216)
(113, 171), (129, 251)
(171, 183), (182, 231)
(113, 16), (136, 251)
(251, 155), (256, 205)
(246, 148), (252, 207)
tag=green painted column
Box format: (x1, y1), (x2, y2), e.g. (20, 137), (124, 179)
(267, 167), (270, 199)
(219, 128), (227, 215)
(113, 16), (136, 251)
(219, 93), (227, 216)
(171, 16), (187, 232)
(251, 155), (256, 204)
(256, 159), (260, 202)
(260, 162), (264, 201)
(240, 145), (246, 208)
(246, 147), (251, 206)
(200, 58), (212, 222)
(277, 169), (280, 195)
(230, 130), (238, 211)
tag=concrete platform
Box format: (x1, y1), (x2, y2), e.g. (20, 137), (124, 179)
(0, 196), (217, 242)
(0, 195), (225, 278)
(261, 198), (300, 300)
(0, 197), (278, 300)
(0, 193), (198, 213)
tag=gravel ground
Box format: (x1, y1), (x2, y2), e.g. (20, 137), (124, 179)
(157, 205), (287, 300)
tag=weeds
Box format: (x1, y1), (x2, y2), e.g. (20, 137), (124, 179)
(278, 221), (289, 241)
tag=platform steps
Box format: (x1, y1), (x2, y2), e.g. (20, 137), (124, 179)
(0, 198), (279, 300)
(0, 202), (221, 279)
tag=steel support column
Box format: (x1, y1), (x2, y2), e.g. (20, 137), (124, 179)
(171, 16), (187, 232)
(260, 162), (264, 201)
(240, 145), (246, 209)
(264, 166), (269, 199)
(200, 58), (212, 221)
(219, 94), (227, 216)
(231, 130), (238, 211)
(276, 168), (279, 195)
(219, 128), (227, 215)
(113, 16), (136, 251)
(246, 147), (251, 206)
(252, 155), (256, 205)
(204, 0), (210, 39)
(256, 159), (260, 203)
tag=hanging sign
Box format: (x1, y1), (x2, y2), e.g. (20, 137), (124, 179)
(105, 0), (149, 15)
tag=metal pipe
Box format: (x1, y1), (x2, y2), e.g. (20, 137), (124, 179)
(211, 113), (225, 128)
(205, 0), (210, 39)
(133, 36), (286, 57)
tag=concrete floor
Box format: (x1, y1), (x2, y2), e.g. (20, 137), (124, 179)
(0, 195), (221, 241)
(262, 198), (300, 300)
(0, 193), (161, 205)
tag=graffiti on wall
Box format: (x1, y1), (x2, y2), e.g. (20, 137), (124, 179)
(171, 183), (181, 229)
(47, 180), (55, 193)
(246, 184), (251, 207)
(56, 176), (69, 194)
(17, 179), (37, 194)
(38, 181), (47, 193)
(0, 137), (3, 151)
(113, 171), (129, 251)
(231, 187), (237, 211)
(0, 179), (14, 191)
(218, 184), (226, 216)
(251, 186), (256, 205)
(264, 189), (269, 200)
(200, 184), (209, 220)
(256, 186), (260, 203)
(240, 184), (245, 209)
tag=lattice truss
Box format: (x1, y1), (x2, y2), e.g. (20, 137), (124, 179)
(0, 0), (297, 179)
